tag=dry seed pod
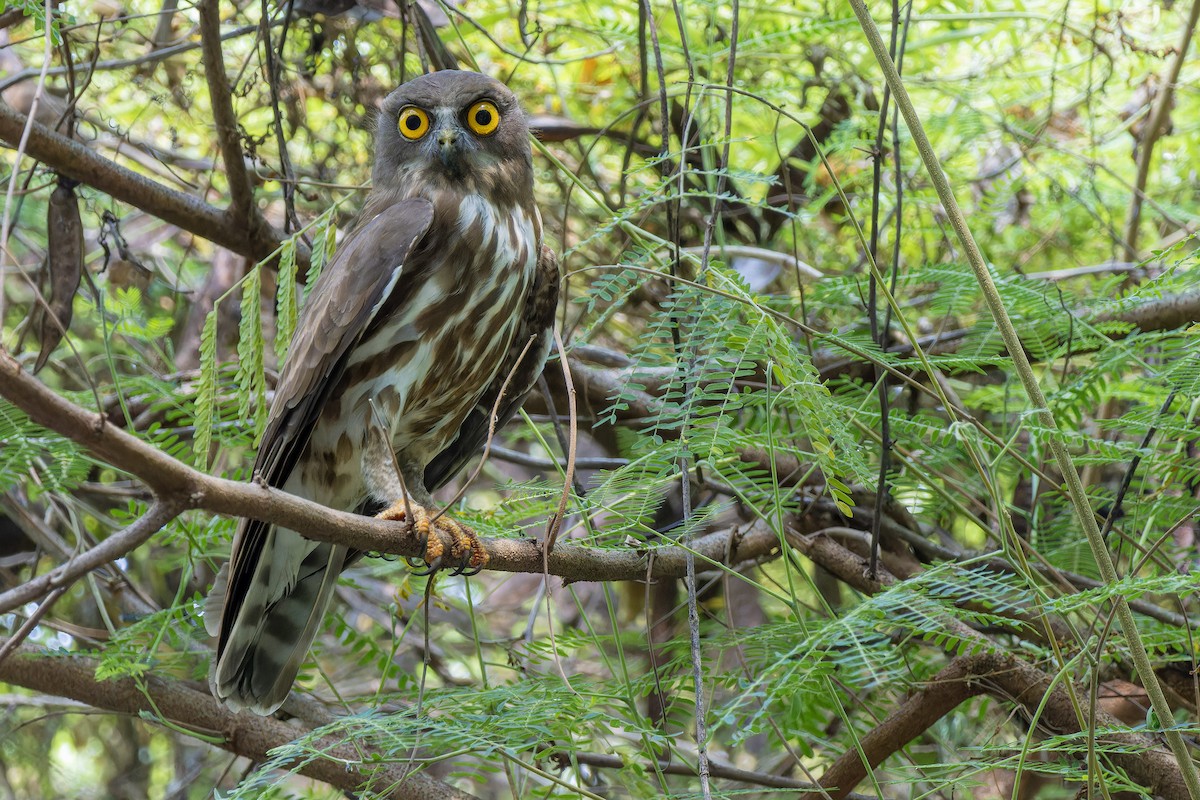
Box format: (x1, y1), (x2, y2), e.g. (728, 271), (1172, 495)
(33, 177), (84, 373)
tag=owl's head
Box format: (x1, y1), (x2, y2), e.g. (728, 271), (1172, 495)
(373, 70), (532, 202)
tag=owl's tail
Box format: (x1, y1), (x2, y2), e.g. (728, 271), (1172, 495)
(206, 529), (348, 715)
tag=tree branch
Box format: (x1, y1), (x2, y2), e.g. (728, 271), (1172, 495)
(0, 349), (783, 587)
(1120, 0), (1200, 255)
(0, 101), (303, 266)
(559, 750), (876, 795)
(197, 0), (256, 222)
(0, 641), (476, 800)
(814, 288), (1200, 381)
(791, 531), (1191, 800)
(0, 501), (183, 615)
(818, 651), (1189, 800)
(1094, 288), (1200, 334)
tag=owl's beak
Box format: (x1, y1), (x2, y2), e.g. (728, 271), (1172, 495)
(436, 128), (461, 169)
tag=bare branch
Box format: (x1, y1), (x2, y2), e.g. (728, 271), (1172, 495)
(560, 750), (862, 794)
(0, 640), (477, 800)
(0, 101), (303, 266)
(0, 349), (782, 583)
(197, 0), (256, 221)
(0, 501), (183, 615)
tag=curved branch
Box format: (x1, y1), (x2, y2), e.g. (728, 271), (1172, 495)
(0, 349), (783, 585)
(0, 641), (476, 800)
(791, 531), (1190, 800)
(818, 651), (1189, 800)
(0, 101), (302, 266)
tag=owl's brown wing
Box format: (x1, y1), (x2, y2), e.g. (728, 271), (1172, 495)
(423, 244), (560, 490)
(215, 198), (433, 655)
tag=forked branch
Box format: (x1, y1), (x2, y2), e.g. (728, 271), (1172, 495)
(0, 640), (475, 800)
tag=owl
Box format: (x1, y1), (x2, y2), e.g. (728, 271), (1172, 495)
(207, 70), (559, 714)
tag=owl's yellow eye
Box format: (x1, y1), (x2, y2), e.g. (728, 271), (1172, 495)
(466, 100), (501, 136)
(397, 106), (429, 140)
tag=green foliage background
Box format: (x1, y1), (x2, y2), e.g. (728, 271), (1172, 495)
(1, 0), (1199, 797)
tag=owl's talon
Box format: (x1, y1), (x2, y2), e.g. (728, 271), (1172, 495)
(375, 500), (487, 574)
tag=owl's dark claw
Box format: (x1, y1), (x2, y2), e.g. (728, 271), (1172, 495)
(406, 550), (436, 574)
(454, 561), (484, 578)
(409, 559), (439, 576)
(376, 500), (489, 575)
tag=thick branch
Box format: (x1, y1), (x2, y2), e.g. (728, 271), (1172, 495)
(0, 101), (299, 265)
(0, 350), (782, 585)
(1095, 288), (1200, 334)
(0, 641), (475, 800)
(819, 651), (1187, 800)
(791, 531), (1190, 800)
(977, 659), (1185, 800)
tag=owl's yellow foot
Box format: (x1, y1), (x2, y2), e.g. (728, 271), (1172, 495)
(376, 501), (489, 575)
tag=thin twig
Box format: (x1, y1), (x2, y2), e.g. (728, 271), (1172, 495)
(557, 749), (869, 794)
(258, 0), (301, 234)
(0, 23), (275, 95)
(0, 500), (183, 615)
(542, 327), (576, 555)
(488, 445), (626, 471)
(676, 5), (740, 793)
(0, 586), (66, 664)
(865, 0), (903, 577)
(679, 244), (821, 279)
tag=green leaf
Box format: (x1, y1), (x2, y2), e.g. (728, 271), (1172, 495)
(304, 209), (338, 303)
(235, 266), (267, 444)
(193, 312), (218, 469)
(275, 238), (298, 365)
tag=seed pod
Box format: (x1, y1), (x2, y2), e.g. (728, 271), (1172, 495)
(33, 176), (84, 373)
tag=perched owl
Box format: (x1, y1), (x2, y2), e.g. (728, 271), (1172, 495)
(207, 70), (559, 715)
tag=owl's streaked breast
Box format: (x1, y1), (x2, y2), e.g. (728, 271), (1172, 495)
(289, 197), (539, 510)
